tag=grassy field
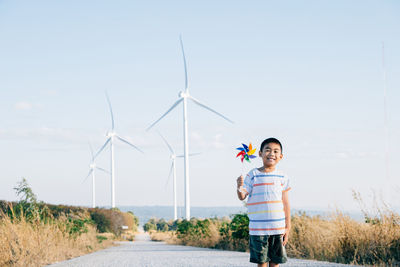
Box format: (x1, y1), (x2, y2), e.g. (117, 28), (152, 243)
(145, 193), (400, 266)
(0, 178), (139, 267)
(0, 210), (114, 267)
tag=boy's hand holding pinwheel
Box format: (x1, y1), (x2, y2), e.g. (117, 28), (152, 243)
(236, 143), (256, 195)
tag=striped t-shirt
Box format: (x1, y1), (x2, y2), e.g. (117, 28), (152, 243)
(243, 168), (291, 236)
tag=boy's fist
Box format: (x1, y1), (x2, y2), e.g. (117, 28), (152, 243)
(237, 175), (244, 188)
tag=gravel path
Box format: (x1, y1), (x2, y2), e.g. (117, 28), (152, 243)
(48, 233), (358, 267)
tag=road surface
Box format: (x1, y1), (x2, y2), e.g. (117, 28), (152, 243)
(48, 233), (358, 267)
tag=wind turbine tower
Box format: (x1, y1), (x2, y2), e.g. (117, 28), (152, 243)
(382, 42), (389, 181)
(147, 37), (233, 220)
(84, 142), (109, 208)
(94, 92), (144, 208)
(160, 132), (179, 220)
(158, 132), (200, 220)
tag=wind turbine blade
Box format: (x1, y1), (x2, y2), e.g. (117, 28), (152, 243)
(93, 138), (111, 160)
(188, 96), (234, 124)
(179, 35), (188, 92)
(96, 166), (109, 173)
(146, 98), (183, 131)
(115, 135), (144, 154)
(165, 162), (174, 188)
(83, 169), (93, 184)
(157, 131), (175, 154)
(88, 142), (94, 161)
(177, 152), (201, 158)
(105, 91), (115, 130)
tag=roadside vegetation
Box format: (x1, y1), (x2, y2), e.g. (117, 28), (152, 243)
(144, 193), (400, 266)
(0, 178), (139, 267)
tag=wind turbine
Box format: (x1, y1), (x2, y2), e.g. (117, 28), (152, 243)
(158, 132), (200, 220)
(83, 142), (109, 208)
(147, 37), (233, 220)
(94, 92), (144, 208)
(382, 42), (389, 182)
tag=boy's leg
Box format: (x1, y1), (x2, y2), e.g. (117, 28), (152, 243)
(250, 235), (270, 265)
(257, 263), (277, 267)
(267, 235), (287, 266)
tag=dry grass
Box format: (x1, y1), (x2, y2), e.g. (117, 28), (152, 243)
(287, 210), (400, 266)
(177, 219), (222, 248)
(186, 220), (221, 248)
(149, 209), (400, 265)
(120, 230), (136, 241)
(149, 219), (224, 249)
(149, 225), (221, 248)
(149, 230), (177, 243)
(0, 212), (115, 267)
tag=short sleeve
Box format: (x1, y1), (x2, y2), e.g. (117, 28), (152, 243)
(282, 175), (291, 192)
(242, 171), (254, 195)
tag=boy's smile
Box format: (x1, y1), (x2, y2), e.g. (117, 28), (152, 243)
(259, 142), (283, 169)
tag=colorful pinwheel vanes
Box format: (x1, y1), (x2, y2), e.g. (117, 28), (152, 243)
(236, 143), (256, 163)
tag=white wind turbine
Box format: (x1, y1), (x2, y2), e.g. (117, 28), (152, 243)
(147, 37), (233, 220)
(382, 42), (389, 182)
(158, 132), (200, 220)
(83, 142), (109, 208)
(94, 92), (144, 208)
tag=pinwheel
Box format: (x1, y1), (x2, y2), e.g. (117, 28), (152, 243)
(236, 143), (257, 163)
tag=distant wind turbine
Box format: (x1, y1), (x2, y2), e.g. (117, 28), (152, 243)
(83, 142), (109, 208)
(94, 92), (144, 208)
(158, 132), (200, 220)
(147, 37), (233, 220)
(382, 42), (389, 181)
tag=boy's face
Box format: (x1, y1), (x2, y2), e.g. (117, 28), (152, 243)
(259, 142), (283, 167)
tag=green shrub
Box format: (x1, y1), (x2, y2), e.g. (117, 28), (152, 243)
(96, 235), (108, 243)
(89, 209), (124, 235)
(90, 211), (111, 233)
(144, 218), (157, 232)
(124, 211), (139, 232)
(176, 219), (213, 243)
(127, 211), (139, 232)
(144, 218), (176, 232)
(66, 218), (92, 237)
(230, 213), (249, 240)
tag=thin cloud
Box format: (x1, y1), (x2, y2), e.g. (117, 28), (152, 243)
(14, 101), (43, 111)
(40, 89), (57, 96)
(212, 133), (225, 149)
(15, 101), (33, 110)
(0, 127), (85, 143)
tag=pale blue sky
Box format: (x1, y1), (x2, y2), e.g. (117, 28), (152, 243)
(1, 1), (399, 212)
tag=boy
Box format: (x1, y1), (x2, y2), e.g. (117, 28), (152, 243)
(237, 138), (291, 267)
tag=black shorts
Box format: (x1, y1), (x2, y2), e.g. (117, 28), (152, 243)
(249, 234), (288, 264)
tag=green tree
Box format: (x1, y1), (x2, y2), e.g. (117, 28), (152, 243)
(143, 218), (157, 232)
(14, 178), (37, 204)
(12, 178), (41, 221)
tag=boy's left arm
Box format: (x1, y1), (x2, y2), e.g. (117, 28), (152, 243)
(282, 190), (291, 246)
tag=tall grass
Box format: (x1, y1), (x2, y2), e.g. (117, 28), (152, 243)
(0, 208), (113, 267)
(288, 211), (400, 265)
(0, 178), (139, 266)
(287, 192), (400, 265)
(145, 194), (400, 266)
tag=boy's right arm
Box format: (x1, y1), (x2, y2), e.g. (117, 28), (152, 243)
(236, 175), (248, 200)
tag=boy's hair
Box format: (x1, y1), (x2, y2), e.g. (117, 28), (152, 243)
(260, 138), (283, 153)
